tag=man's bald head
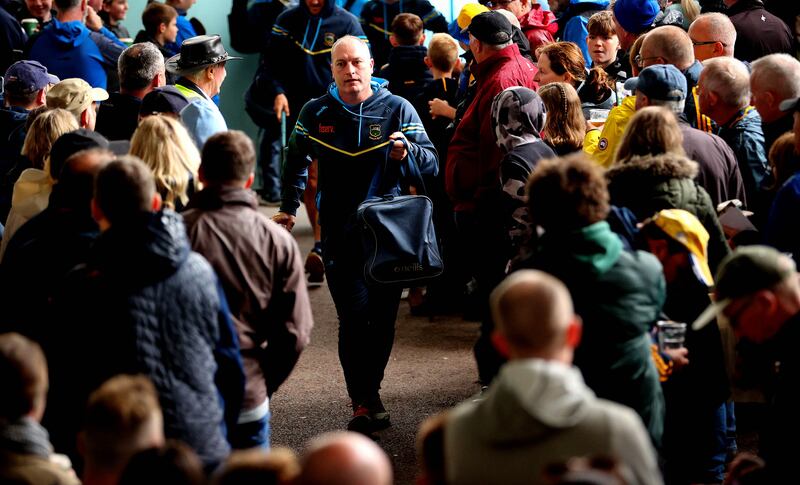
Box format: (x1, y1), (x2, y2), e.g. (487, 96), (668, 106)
(490, 270), (577, 360)
(688, 13), (736, 60)
(642, 26), (695, 71)
(331, 35), (371, 61)
(299, 432), (392, 485)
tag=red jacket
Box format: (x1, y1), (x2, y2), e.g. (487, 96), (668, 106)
(446, 43), (538, 212)
(519, 4), (558, 52)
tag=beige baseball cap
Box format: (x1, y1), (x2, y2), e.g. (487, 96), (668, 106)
(46, 78), (109, 116)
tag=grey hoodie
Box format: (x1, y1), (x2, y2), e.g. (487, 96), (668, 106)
(444, 359), (663, 485)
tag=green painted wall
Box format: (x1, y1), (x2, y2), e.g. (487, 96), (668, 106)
(126, 0), (260, 142)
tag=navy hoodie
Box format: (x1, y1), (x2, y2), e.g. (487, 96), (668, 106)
(29, 18), (107, 88)
(378, 44), (432, 103)
(280, 78), (438, 229)
(266, 0), (365, 108)
(359, 0), (448, 70)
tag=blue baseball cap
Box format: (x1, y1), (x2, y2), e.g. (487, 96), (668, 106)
(3, 60), (59, 95)
(613, 0), (660, 35)
(624, 64), (687, 102)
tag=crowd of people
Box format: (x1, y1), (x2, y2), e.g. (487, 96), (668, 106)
(1, 0), (800, 483)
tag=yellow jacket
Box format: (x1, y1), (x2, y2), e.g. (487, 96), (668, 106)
(584, 95), (637, 169)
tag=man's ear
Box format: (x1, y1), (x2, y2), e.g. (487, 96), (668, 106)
(565, 316), (582, 349)
(423, 56), (433, 69)
(80, 109), (90, 129)
(91, 197), (103, 224)
(152, 192), (162, 212)
(370, 58), (375, 71)
(197, 166), (207, 186)
(762, 90), (775, 109)
(36, 88), (47, 106)
(491, 330), (511, 359)
(245, 172), (255, 189)
(151, 72), (165, 89)
(419, 33), (426, 45)
(389, 34), (399, 48)
(708, 90), (720, 108)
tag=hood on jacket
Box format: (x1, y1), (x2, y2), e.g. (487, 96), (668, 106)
(91, 209), (190, 287)
(491, 86), (545, 152)
(385, 45), (429, 74)
(537, 221), (624, 276)
(476, 359), (595, 445)
(10, 168), (52, 219)
(45, 18), (91, 49)
(328, 78), (391, 146)
(186, 186), (258, 212)
(301, 0), (335, 17)
(519, 4), (558, 33)
(607, 153), (700, 183)
(569, 0), (609, 7)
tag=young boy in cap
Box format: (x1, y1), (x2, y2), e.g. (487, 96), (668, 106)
(640, 209), (730, 484)
(1, 61), (59, 180)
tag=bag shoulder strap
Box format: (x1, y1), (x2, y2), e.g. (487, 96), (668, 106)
(366, 137), (427, 199)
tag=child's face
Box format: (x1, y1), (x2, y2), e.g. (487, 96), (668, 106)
(103, 0), (128, 22)
(587, 33), (620, 66)
(163, 16), (178, 43)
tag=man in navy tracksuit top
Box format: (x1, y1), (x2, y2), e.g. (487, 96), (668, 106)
(272, 35), (437, 434)
(359, 0), (448, 72)
(256, 0), (365, 203)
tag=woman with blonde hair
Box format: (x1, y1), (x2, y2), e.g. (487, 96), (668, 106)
(607, 107), (730, 272)
(129, 115), (200, 211)
(614, 106), (686, 165)
(538, 82), (586, 156)
(0, 108), (79, 260)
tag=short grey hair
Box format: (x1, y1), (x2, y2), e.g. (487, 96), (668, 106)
(118, 43), (165, 91)
(487, 39), (514, 51)
(701, 57), (751, 109)
(689, 13), (736, 57)
(648, 98), (687, 115)
(751, 54), (800, 101)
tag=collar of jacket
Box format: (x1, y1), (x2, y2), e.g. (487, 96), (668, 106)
(726, 0), (764, 16)
(682, 59), (702, 85)
(177, 77), (212, 102)
(471, 43), (523, 82)
(186, 186), (258, 211)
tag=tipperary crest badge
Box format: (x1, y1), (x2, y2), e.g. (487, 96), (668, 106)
(324, 32), (336, 47)
(368, 124), (382, 141)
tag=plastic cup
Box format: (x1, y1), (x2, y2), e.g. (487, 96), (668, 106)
(657, 321), (687, 352)
(589, 109), (610, 123)
(119, 37), (134, 47)
(21, 18), (38, 37)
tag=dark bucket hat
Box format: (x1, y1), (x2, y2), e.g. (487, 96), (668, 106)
(166, 35), (242, 75)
